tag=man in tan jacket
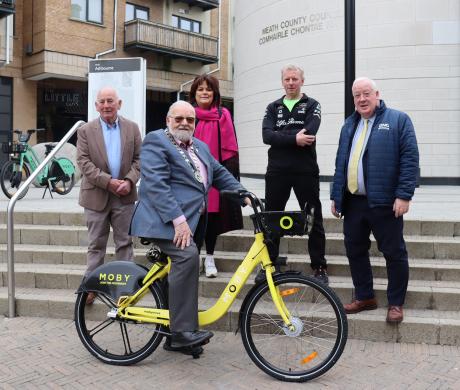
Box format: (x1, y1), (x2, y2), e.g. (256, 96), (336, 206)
(77, 87), (141, 304)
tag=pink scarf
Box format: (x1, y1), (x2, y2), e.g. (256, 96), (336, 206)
(194, 106), (239, 212)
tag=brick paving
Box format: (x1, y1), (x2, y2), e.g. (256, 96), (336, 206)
(1, 316), (459, 389)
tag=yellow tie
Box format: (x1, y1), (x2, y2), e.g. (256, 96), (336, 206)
(348, 119), (368, 194)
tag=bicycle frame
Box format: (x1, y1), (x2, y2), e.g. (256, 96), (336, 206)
(116, 232), (294, 329)
(13, 140), (74, 186)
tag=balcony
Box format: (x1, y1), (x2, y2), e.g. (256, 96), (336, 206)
(0, 0), (15, 19)
(124, 20), (218, 64)
(173, 0), (219, 11)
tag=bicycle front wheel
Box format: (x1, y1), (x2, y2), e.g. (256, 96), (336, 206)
(49, 160), (75, 195)
(240, 274), (347, 382)
(75, 282), (166, 365)
(0, 160), (30, 199)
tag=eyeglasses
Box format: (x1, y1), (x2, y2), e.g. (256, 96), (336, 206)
(169, 116), (195, 124)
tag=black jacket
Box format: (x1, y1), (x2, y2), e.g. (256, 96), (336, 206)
(262, 94), (321, 174)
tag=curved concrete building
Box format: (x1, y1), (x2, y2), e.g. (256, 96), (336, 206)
(234, 0), (460, 183)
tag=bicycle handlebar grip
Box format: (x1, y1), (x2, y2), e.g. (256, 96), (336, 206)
(220, 189), (250, 199)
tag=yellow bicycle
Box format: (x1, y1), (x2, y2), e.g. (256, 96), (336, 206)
(75, 191), (347, 382)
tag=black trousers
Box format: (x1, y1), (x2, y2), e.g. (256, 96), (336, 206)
(343, 195), (409, 306)
(265, 172), (327, 269)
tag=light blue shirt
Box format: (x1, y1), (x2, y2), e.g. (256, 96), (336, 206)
(347, 115), (375, 195)
(100, 118), (121, 179)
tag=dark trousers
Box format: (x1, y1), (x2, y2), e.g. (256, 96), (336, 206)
(153, 215), (207, 333)
(343, 195), (409, 306)
(265, 172), (327, 269)
(204, 213), (219, 255)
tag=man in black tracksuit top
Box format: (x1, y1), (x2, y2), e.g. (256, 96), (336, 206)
(261, 64), (328, 284)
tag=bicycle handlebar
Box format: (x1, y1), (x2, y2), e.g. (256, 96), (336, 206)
(220, 190), (265, 214)
(12, 128), (45, 144)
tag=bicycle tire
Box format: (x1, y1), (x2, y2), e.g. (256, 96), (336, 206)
(49, 160), (75, 195)
(0, 160), (30, 200)
(240, 274), (347, 382)
(75, 282), (166, 365)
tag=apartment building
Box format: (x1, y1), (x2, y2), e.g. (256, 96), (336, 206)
(0, 0), (232, 161)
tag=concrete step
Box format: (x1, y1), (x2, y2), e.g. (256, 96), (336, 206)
(0, 288), (458, 346)
(3, 245), (460, 282)
(0, 211), (85, 226)
(198, 273), (460, 311)
(259, 217), (460, 237)
(218, 230), (460, 259)
(209, 252), (460, 281)
(0, 244), (152, 265)
(2, 225), (460, 259)
(2, 211), (459, 237)
(2, 263), (460, 312)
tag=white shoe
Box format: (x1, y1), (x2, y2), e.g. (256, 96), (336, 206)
(204, 256), (218, 278)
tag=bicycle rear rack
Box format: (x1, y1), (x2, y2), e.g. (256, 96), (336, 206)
(6, 120), (86, 317)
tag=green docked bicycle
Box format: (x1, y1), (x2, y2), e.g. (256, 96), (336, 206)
(1, 128), (76, 199)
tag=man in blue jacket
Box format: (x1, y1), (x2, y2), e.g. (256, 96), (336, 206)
(330, 77), (419, 323)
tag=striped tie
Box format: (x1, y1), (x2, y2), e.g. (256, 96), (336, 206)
(347, 119), (368, 194)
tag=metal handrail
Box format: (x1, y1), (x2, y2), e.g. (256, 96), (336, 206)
(6, 120), (86, 317)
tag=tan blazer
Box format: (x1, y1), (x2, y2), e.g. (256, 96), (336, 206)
(77, 116), (142, 211)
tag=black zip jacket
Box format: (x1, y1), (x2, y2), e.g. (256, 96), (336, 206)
(262, 94), (321, 174)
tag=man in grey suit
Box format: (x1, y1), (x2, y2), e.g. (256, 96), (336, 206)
(130, 101), (246, 352)
(77, 87), (142, 305)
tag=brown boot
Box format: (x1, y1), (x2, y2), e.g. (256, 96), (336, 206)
(344, 298), (378, 314)
(386, 305), (403, 323)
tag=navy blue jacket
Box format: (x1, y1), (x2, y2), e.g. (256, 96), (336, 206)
(331, 100), (419, 213)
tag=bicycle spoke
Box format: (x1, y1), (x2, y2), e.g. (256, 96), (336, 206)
(241, 276), (347, 382)
(88, 317), (116, 338)
(120, 322), (133, 356)
(75, 286), (166, 365)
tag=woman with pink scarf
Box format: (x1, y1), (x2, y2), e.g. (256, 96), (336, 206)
(190, 74), (243, 277)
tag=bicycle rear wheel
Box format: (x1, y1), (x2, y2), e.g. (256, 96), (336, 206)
(0, 160), (30, 199)
(240, 274), (347, 382)
(75, 283), (166, 365)
(49, 160), (75, 195)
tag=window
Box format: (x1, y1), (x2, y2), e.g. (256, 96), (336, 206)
(172, 15), (201, 33)
(125, 3), (149, 22)
(71, 0), (103, 24)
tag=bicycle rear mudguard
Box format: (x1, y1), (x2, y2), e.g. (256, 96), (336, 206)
(53, 157), (75, 176)
(76, 261), (149, 301)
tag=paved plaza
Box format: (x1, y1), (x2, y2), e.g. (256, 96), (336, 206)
(1, 179), (460, 388)
(0, 316), (459, 389)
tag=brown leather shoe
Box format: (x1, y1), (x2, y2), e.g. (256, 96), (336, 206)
(344, 298), (378, 314)
(386, 305), (403, 323)
(85, 292), (96, 305)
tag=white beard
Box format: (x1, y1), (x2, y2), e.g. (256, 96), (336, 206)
(170, 127), (193, 143)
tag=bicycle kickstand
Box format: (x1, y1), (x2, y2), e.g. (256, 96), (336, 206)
(42, 182), (54, 199)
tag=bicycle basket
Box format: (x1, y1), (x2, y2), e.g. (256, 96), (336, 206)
(1, 142), (26, 154)
(255, 211), (308, 237)
(1, 142), (11, 154)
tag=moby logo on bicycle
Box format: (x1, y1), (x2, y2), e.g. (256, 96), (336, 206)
(99, 273), (131, 285)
